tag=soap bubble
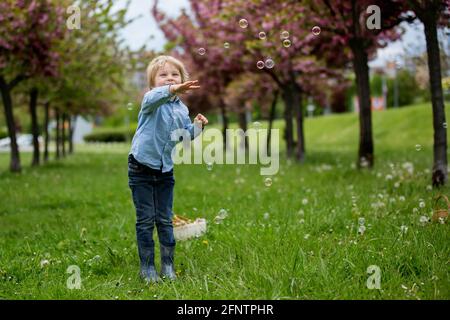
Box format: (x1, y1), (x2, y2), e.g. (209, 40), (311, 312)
(258, 31), (266, 40)
(223, 42), (230, 49)
(198, 48), (206, 55)
(312, 26), (321, 36)
(256, 60), (264, 69)
(126, 103), (133, 111)
(206, 162), (213, 171)
(214, 209), (228, 224)
(253, 121), (261, 130)
(282, 39), (291, 47)
(443, 122), (447, 129)
(264, 177), (272, 187)
(239, 19), (248, 28)
(264, 58), (274, 69)
(280, 30), (290, 39)
(415, 144), (422, 151)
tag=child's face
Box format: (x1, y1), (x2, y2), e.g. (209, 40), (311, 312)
(154, 62), (182, 88)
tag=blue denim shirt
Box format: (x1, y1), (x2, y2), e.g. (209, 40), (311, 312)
(129, 85), (202, 172)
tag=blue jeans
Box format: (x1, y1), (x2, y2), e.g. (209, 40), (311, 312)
(128, 154), (176, 268)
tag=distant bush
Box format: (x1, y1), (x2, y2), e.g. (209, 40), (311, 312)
(0, 128), (8, 139)
(83, 128), (135, 142)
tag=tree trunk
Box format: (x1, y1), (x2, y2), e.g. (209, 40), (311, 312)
(55, 109), (61, 159)
(237, 110), (248, 150)
(0, 76), (21, 172)
(29, 87), (40, 166)
(281, 86), (295, 159)
(294, 88), (305, 162)
(69, 114), (74, 154)
(267, 90), (279, 156)
(44, 102), (49, 162)
(423, 13), (448, 186)
(219, 101), (229, 150)
(350, 39), (374, 168)
(62, 113), (66, 157)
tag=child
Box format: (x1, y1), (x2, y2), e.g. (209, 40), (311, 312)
(128, 55), (208, 283)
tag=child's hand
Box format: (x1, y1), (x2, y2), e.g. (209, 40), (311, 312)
(170, 80), (200, 95)
(194, 113), (208, 128)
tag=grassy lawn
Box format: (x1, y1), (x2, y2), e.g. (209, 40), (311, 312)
(0, 102), (449, 299)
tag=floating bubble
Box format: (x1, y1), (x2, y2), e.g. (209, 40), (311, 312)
(415, 144), (422, 151)
(256, 60), (264, 69)
(280, 30), (290, 39)
(258, 31), (266, 40)
(239, 19), (248, 28)
(126, 102), (133, 111)
(264, 177), (272, 187)
(264, 58), (275, 69)
(443, 122), (447, 129)
(282, 39), (291, 48)
(198, 48), (206, 55)
(312, 26), (321, 36)
(253, 121), (261, 129)
(214, 208), (228, 224)
(206, 162), (213, 171)
(358, 217), (365, 225)
(223, 42), (230, 49)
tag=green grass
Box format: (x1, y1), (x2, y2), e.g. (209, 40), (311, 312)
(0, 102), (449, 300)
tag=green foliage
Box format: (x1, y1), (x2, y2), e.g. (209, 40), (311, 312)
(0, 128), (8, 139)
(386, 70), (421, 108)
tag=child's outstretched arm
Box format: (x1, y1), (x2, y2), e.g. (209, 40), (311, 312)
(141, 85), (177, 114)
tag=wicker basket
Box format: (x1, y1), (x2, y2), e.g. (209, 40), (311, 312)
(432, 194), (449, 223)
(173, 214), (207, 241)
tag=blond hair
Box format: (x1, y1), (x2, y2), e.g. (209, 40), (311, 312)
(146, 55), (189, 89)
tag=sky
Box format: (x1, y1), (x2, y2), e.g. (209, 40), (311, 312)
(113, 0), (432, 69)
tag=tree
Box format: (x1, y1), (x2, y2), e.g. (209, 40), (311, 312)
(405, 0), (449, 186)
(0, 0), (65, 172)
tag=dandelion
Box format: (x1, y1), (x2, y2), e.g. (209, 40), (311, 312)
(304, 234), (310, 240)
(263, 212), (270, 219)
(419, 216), (429, 225)
(399, 196), (406, 201)
(419, 201), (425, 208)
(426, 185), (432, 191)
(385, 174), (393, 181)
(394, 182), (400, 188)
(299, 219), (305, 224)
(40, 259), (50, 268)
(298, 209), (304, 216)
(400, 225), (408, 234)
(358, 225), (366, 235)
(302, 198), (308, 205)
(358, 217), (365, 225)
(402, 162), (414, 175)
